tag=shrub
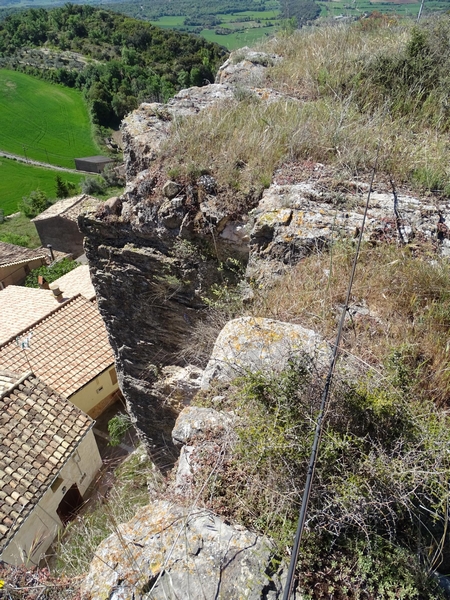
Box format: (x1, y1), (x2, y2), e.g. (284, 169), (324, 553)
(80, 176), (105, 196)
(24, 258), (79, 288)
(194, 357), (450, 597)
(107, 413), (132, 446)
(0, 232), (31, 247)
(55, 175), (78, 199)
(18, 189), (51, 218)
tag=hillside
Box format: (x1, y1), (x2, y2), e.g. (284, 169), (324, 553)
(69, 15), (450, 599)
(0, 69), (100, 168)
(6, 14), (450, 600)
(0, 4), (227, 125)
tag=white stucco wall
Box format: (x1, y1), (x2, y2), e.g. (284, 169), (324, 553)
(69, 366), (119, 418)
(1, 429), (102, 566)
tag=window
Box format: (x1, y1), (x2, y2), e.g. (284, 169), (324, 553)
(109, 368), (118, 385)
(51, 477), (63, 492)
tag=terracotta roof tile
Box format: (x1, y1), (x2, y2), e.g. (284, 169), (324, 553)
(0, 296), (115, 397)
(0, 287), (62, 344)
(31, 195), (99, 223)
(0, 242), (47, 267)
(52, 265), (96, 301)
(0, 373), (93, 554)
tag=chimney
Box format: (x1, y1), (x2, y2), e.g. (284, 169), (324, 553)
(51, 286), (64, 303)
(38, 275), (50, 290)
(47, 244), (55, 262)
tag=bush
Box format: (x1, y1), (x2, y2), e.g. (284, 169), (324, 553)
(55, 175), (78, 199)
(0, 232), (31, 247)
(24, 258), (80, 288)
(107, 413), (131, 446)
(194, 358), (450, 597)
(80, 176), (105, 196)
(18, 189), (51, 218)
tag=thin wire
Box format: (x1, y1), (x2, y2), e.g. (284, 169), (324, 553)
(282, 145), (380, 600)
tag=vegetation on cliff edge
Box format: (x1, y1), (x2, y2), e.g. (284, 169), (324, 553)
(0, 4), (226, 126)
(161, 16), (450, 213)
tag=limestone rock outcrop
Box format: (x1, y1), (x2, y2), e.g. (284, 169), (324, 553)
(201, 316), (332, 389)
(79, 48), (450, 463)
(81, 500), (283, 600)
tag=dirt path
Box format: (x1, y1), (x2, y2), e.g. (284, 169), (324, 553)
(0, 150), (92, 174)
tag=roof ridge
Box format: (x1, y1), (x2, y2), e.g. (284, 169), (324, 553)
(0, 371), (33, 400)
(0, 293), (84, 349)
(0, 254), (48, 268)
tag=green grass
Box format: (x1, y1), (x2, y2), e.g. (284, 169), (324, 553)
(0, 70), (100, 168)
(0, 157), (85, 216)
(200, 25), (277, 50)
(318, 1), (420, 16)
(0, 213), (40, 248)
(149, 9), (279, 50)
(150, 15), (186, 27)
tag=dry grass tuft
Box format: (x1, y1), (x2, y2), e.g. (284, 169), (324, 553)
(251, 240), (450, 403)
(160, 18), (450, 212)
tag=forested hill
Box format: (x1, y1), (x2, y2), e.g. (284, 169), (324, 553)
(0, 4), (227, 126)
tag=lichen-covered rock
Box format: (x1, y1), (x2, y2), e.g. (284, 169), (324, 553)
(81, 500), (283, 600)
(172, 406), (235, 446)
(152, 365), (203, 411)
(247, 164), (450, 283)
(201, 316), (332, 389)
(215, 47), (282, 85)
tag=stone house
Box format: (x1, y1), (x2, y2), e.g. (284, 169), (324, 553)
(0, 242), (48, 289)
(0, 294), (119, 418)
(31, 195), (98, 258)
(0, 372), (102, 566)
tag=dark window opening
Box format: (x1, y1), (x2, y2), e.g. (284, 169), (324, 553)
(56, 484), (84, 524)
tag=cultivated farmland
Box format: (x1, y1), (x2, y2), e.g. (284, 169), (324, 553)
(0, 157), (86, 216)
(0, 70), (100, 169)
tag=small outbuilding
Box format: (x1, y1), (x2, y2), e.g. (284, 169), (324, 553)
(0, 242), (48, 289)
(32, 195), (99, 258)
(0, 372), (102, 566)
(75, 156), (114, 173)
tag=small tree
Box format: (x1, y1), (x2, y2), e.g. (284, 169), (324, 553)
(55, 175), (78, 199)
(81, 176), (105, 196)
(18, 189), (51, 218)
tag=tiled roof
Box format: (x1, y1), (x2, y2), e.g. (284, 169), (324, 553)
(0, 242), (47, 267)
(0, 287), (62, 345)
(0, 369), (20, 396)
(31, 195), (99, 222)
(52, 265), (96, 301)
(0, 373), (93, 554)
(0, 295), (115, 397)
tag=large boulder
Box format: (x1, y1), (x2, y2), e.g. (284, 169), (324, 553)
(82, 500), (283, 600)
(201, 316), (332, 389)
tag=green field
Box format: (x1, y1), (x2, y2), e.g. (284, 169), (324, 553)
(318, 0), (420, 17)
(200, 25), (278, 50)
(0, 157), (85, 216)
(0, 70), (100, 168)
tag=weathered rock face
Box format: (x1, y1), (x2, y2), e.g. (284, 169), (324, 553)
(247, 162), (450, 284)
(79, 53), (279, 460)
(215, 46), (282, 85)
(81, 500), (283, 600)
(201, 316), (332, 389)
(80, 49), (449, 465)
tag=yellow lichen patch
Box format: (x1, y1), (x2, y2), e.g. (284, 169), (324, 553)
(257, 209), (292, 227)
(292, 211), (304, 226)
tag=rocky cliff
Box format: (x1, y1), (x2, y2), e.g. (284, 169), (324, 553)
(79, 46), (450, 465)
(76, 36), (450, 600)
